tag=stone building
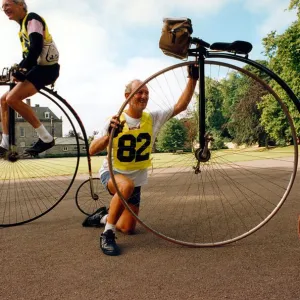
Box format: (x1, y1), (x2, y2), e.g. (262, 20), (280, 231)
(0, 99), (86, 156)
(48, 137), (86, 156)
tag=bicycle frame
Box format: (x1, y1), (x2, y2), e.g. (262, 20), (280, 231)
(8, 85), (16, 150)
(41, 87), (97, 199)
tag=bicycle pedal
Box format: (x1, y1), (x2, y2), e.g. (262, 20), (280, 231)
(7, 152), (19, 162)
(23, 151), (39, 158)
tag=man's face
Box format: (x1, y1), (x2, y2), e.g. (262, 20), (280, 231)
(2, 0), (23, 21)
(127, 82), (149, 113)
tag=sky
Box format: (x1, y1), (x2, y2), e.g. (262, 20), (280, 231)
(0, 0), (297, 136)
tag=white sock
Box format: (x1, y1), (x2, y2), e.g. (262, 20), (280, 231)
(0, 134), (9, 149)
(35, 125), (53, 143)
(100, 214), (108, 225)
(104, 222), (116, 233)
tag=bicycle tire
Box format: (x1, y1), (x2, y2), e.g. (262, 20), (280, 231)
(0, 85), (80, 227)
(75, 177), (111, 216)
(107, 58), (298, 247)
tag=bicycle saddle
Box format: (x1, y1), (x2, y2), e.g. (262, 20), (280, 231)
(210, 41), (253, 54)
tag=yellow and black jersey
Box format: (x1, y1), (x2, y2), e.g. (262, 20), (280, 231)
(112, 112), (153, 171)
(19, 12), (59, 70)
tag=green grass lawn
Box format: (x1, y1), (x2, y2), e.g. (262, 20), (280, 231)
(151, 145), (296, 164)
(0, 146), (296, 179)
(84, 146), (296, 174)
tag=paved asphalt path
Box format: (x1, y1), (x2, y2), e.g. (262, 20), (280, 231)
(1, 174), (299, 300)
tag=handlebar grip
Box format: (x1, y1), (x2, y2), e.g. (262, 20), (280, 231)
(191, 37), (210, 48)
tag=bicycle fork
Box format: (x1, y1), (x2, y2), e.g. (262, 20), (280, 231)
(69, 105), (98, 200)
(6, 83), (19, 162)
(193, 54), (212, 174)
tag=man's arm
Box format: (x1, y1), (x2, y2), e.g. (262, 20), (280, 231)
(89, 115), (124, 156)
(172, 78), (197, 117)
(19, 13), (44, 71)
(89, 135), (109, 156)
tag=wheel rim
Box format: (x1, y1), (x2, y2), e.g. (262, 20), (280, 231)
(75, 178), (111, 215)
(108, 59), (298, 247)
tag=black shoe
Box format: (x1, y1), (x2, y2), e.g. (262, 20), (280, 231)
(100, 229), (120, 256)
(0, 146), (8, 158)
(25, 138), (55, 154)
(82, 206), (108, 227)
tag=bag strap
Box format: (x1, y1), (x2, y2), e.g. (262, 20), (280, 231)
(170, 21), (188, 30)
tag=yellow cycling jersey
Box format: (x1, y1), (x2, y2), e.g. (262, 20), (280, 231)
(112, 112), (153, 171)
(19, 13), (59, 66)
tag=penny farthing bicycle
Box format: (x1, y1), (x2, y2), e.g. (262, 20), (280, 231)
(0, 67), (109, 227)
(102, 23), (299, 247)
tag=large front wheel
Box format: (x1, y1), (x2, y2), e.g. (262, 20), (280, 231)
(108, 59), (298, 247)
(0, 86), (80, 227)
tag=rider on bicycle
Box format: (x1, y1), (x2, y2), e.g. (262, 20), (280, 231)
(0, 0), (60, 157)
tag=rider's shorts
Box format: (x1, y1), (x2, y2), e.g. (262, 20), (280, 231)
(100, 171), (141, 207)
(26, 63), (60, 90)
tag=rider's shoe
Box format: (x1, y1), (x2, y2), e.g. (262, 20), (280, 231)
(25, 138), (55, 154)
(0, 146), (8, 158)
(100, 230), (120, 256)
(82, 206), (108, 227)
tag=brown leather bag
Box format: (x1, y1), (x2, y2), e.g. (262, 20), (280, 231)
(159, 18), (193, 60)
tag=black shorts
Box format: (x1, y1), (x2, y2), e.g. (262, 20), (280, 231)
(26, 64), (60, 91)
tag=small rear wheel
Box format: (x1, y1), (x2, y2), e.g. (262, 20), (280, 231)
(75, 178), (111, 215)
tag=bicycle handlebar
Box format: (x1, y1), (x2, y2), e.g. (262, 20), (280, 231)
(0, 65), (21, 83)
(191, 37), (211, 48)
(0, 67), (12, 83)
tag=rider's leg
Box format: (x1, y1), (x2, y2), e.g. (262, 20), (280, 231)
(115, 186), (141, 234)
(99, 174), (135, 255)
(116, 204), (139, 234)
(6, 80), (53, 143)
(0, 91), (10, 150)
(105, 174), (135, 232)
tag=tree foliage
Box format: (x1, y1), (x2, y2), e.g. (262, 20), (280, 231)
(228, 80), (266, 146)
(261, 1), (300, 139)
(156, 118), (187, 152)
(65, 129), (83, 139)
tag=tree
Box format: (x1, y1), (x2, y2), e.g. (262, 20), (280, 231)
(205, 78), (226, 133)
(261, 1), (300, 141)
(156, 118), (187, 152)
(65, 129), (83, 140)
(289, 0), (300, 16)
(88, 130), (99, 144)
(228, 80), (266, 146)
(181, 117), (197, 150)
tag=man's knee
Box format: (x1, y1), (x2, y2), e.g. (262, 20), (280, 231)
(117, 224), (136, 235)
(116, 181), (135, 200)
(5, 94), (18, 107)
(0, 94), (7, 106)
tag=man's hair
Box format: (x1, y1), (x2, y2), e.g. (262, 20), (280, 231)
(125, 79), (142, 94)
(13, 0), (27, 12)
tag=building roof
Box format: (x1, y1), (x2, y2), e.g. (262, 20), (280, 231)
(55, 137), (85, 145)
(32, 105), (61, 121)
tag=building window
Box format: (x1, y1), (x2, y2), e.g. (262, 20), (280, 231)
(63, 147), (68, 152)
(20, 127), (25, 137)
(16, 113), (22, 119)
(82, 146), (86, 151)
(45, 112), (50, 119)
